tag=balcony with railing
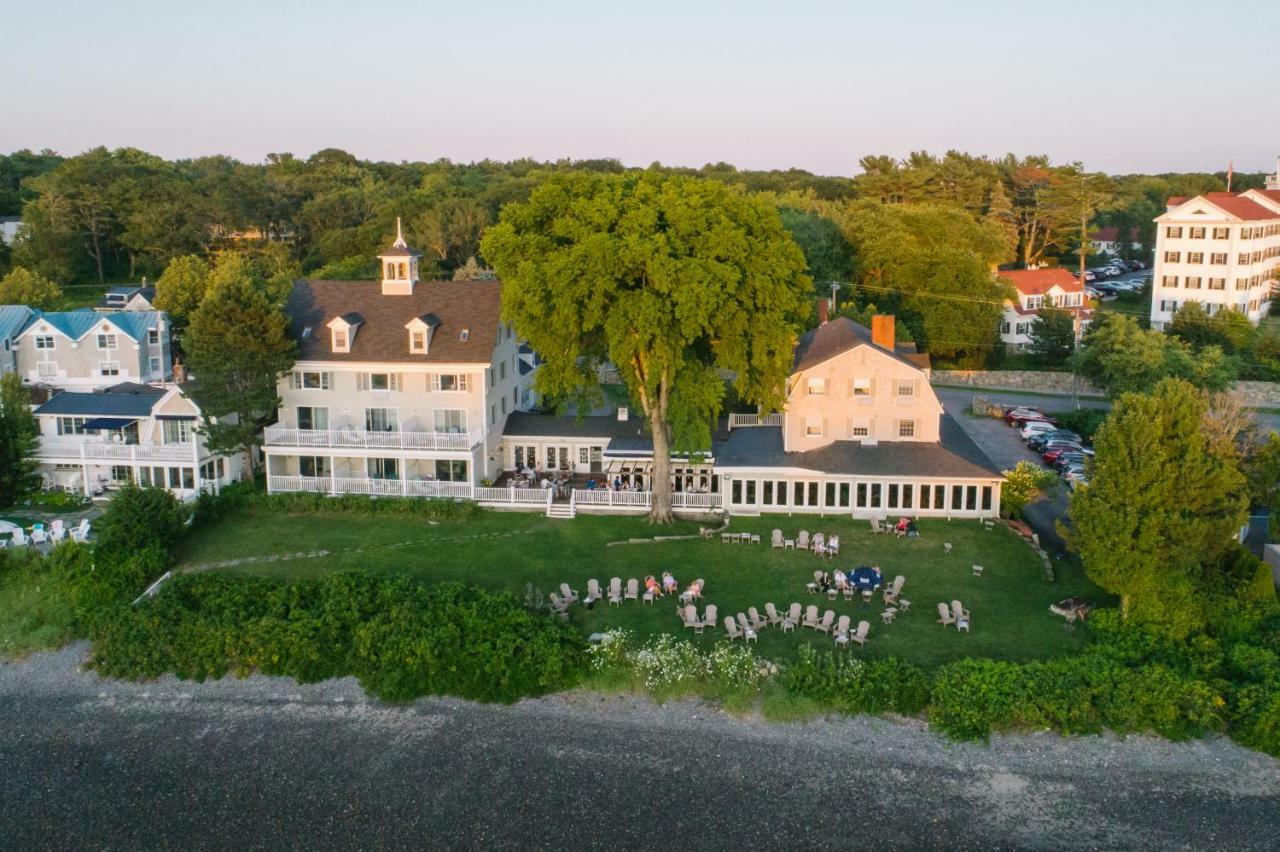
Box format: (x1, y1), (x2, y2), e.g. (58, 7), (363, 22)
(263, 425), (480, 452)
(727, 412), (783, 430)
(35, 440), (198, 463)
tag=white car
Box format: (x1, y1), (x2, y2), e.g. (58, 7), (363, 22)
(1019, 421), (1059, 439)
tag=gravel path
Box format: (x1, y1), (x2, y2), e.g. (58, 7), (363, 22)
(2, 645), (1277, 850)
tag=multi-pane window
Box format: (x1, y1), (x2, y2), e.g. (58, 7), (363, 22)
(1166, 226), (1183, 238)
(410, 330), (426, 353)
(364, 408), (398, 432)
(498, 361), (507, 381)
(851, 377), (872, 397)
(148, 329), (160, 345)
(291, 371), (331, 390)
(37, 362), (57, 378)
(851, 424), (869, 438)
(806, 377), (825, 396)
(1208, 278), (1226, 290)
(56, 417), (88, 435)
(34, 335), (54, 349)
(299, 456), (330, 478)
(1164, 251), (1181, 263)
(805, 418), (823, 437)
(162, 420), (192, 443)
(1238, 253), (1250, 265)
(896, 380), (915, 398)
(1236, 278), (1250, 291)
(97, 333), (117, 349)
(99, 361), (120, 377)
(434, 409), (466, 433)
(897, 420), (916, 438)
(1210, 253), (1227, 264)
(1185, 277), (1202, 289)
(436, 460), (468, 481)
(358, 372), (402, 392)
(1212, 227), (1230, 239)
(332, 330), (347, 351)
(1162, 275), (1179, 287)
(1187, 252), (1204, 264)
(432, 374), (470, 392)
(1189, 227), (1205, 239)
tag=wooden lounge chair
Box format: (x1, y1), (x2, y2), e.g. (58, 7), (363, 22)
(748, 607), (768, 632)
(724, 617), (743, 640)
(608, 577), (623, 606)
(796, 530), (810, 550)
(826, 536), (840, 558)
(703, 604), (718, 630)
(11, 528), (28, 547)
(721, 532), (733, 544)
(587, 579), (603, 601)
(750, 534), (761, 545)
(560, 583), (579, 604)
(880, 608), (897, 625)
(684, 605), (704, 634)
(736, 613), (758, 644)
(787, 602), (802, 624)
(972, 564), (984, 577)
(813, 532), (825, 554)
(771, 529), (784, 549)
(842, 586), (854, 602)
(850, 620), (870, 646)
(937, 602), (956, 627)
(765, 602), (784, 626)
(833, 614), (851, 642)
(815, 610), (835, 634)
(943, 542), (953, 554)
(870, 518), (883, 534)
(802, 605), (819, 630)
(883, 575), (905, 605)
(30, 526), (46, 545)
(549, 592), (570, 612)
(951, 600), (969, 621)
(624, 578), (639, 601)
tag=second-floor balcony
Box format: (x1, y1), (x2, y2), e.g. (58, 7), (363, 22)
(35, 440), (198, 463)
(263, 425), (480, 452)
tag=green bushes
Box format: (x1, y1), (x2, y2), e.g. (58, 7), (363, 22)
(49, 541), (167, 629)
(1049, 408), (1108, 443)
(191, 483), (483, 525)
(585, 629), (771, 702)
(88, 572), (586, 703)
(94, 484), (189, 560)
(781, 644), (930, 715)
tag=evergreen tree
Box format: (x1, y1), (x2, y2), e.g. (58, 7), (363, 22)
(0, 373), (40, 506)
(1068, 379), (1249, 633)
(1025, 307), (1076, 365)
(183, 255), (295, 472)
(154, 254), (211, 327)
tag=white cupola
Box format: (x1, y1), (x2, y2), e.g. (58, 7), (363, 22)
(378, 217), (422, 295)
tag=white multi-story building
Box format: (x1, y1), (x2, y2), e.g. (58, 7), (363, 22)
(996, 269), (1090, 351)
(1149, 178), (1280, 330)
(33, 381), (245, 499)
(263, 225), (533, 496)
(5, 307), (172, 389)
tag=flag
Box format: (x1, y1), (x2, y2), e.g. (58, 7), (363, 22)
(1227, 160), (1234, 192)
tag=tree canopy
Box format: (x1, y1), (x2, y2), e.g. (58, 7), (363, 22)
(0, 266), (62, 309)
(0, 373), (40, 507)
(1077, 313), (1237, 396)
(1025, 307), (1077, 366)
(481, 171), (811, 521)
(1067, 379), (1250, 634)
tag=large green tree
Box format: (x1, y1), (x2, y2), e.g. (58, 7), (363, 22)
(1024, 307), (1077, 366)
(1078, 313), (1237, 395)
(0, 373), (40, 506)
(183, 254), (295, 472)
(0, 266), (62, 308)
(481, 171), (811, 522)
(154, 254), (212, 327)
(1068, 379), (1249, 633)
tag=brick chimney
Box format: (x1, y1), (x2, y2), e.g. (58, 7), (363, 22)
(816, 298), (829, 325)
(871, 315), (895, 352)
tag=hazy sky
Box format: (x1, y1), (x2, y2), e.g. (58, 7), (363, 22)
(4, 0), (1278, 176)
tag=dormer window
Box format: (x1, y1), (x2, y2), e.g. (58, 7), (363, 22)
(327, 313), (362, 354)
(410, 330), (426, 353)
(405, 313), (440, 354)
(460, 328), (470, 342)
(332, 330), (348, 352)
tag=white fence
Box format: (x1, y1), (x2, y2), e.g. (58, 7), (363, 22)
(36, 441), (198, 462)
(727, 413), (782, 430)
(266, 475), (722, 514)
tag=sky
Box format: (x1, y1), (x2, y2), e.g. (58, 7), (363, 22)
(3, 0), (1278, 176)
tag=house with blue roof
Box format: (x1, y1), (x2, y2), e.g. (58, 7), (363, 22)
(32, 381), (245, 499)
(9, 307), (171, 390)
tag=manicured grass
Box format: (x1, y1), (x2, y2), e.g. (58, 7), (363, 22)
(179, 509), (1102, 669)
(0, 557), (76, 657)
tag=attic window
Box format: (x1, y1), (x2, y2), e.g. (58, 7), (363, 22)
(410, 330), (427, 353)
(332, 329), (348, 352)
(459, 328), (470, 342)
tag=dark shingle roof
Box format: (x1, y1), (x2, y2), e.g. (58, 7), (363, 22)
(35, 383), (167, 418)
(502, 413), (650, 440)
(286, 279), (501, 364)
(793, 317), (927, 373)
(712, 415), (1000, 479)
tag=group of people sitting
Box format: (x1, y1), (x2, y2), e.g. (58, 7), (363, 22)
(585, 477), (644, 492)
(644, 573), (703, 599)
(894, 517), (919, 538)
(815, 565), (882, 594)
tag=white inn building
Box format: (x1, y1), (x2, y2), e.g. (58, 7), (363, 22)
(996, 268), (1090, 351)
(1149, 175), (1280, 330)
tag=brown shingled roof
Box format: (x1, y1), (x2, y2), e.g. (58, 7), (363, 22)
(286, 279), (502, 364)
(792, 317), (928, 373)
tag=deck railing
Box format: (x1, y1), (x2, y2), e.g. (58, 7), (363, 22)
(263, 426), (478, 451)
(727, 412), (782, 430)
(35, 441), (198, 463)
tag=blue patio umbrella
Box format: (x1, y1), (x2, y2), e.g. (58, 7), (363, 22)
(850, 566), (882, 591)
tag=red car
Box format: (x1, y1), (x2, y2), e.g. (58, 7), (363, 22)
(1043, 444), (1085, 463)
(1004, 407), (1056, 428)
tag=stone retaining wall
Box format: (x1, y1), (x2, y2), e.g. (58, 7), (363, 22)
(933, 370), (1280, 407)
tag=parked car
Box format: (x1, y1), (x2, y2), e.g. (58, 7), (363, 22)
(1066, 472), (1089, 490)
(1060, 463), (1087, 480)
(1005, 408), (1054, 427)
(1019, 420), (1060, 439)
(1127, 260), (1146, 271)
(1027, 431), (1081, 451)
(1082, 270), (1099, 283)
(1052, 451), (1094, 470)
(1043, 444), (1087, 463)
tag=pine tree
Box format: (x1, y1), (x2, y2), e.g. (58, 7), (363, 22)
(183, 255), (295, 472)
(1025, 308), (1076, 365)
(0, 373), (40, 506)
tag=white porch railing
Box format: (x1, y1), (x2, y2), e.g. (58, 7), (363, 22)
(727, 412), (782, 430)
(35, 441), (198, 462)
(263, 426), (478, 451)
(265, 476), (723, 513)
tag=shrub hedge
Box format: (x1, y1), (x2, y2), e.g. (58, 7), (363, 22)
(88, 572), (586, 703)
(782, 645), (930, 715)
(192, 483), (482, 526)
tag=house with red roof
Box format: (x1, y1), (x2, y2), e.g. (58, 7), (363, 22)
(996, 268), (1090, 351)
(1149, 169), (1280, 330)
(1087, 226), (1142, 256)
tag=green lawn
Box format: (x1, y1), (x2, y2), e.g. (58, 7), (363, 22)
(0, 557), (76, 657)
(179, 509), (1102, 669)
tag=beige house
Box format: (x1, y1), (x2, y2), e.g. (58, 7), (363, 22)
(715, 315), (1002, 518)
(10, 308), (172, 389)
(263, 226), (533, 496)
(33, 382), (245, 500)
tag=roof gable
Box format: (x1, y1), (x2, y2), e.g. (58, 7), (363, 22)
(17, 309), (162, 343)
(1159, 193), (1280, 223)
(792, 317), (926, 374)
(998, 268), (1082, 297)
